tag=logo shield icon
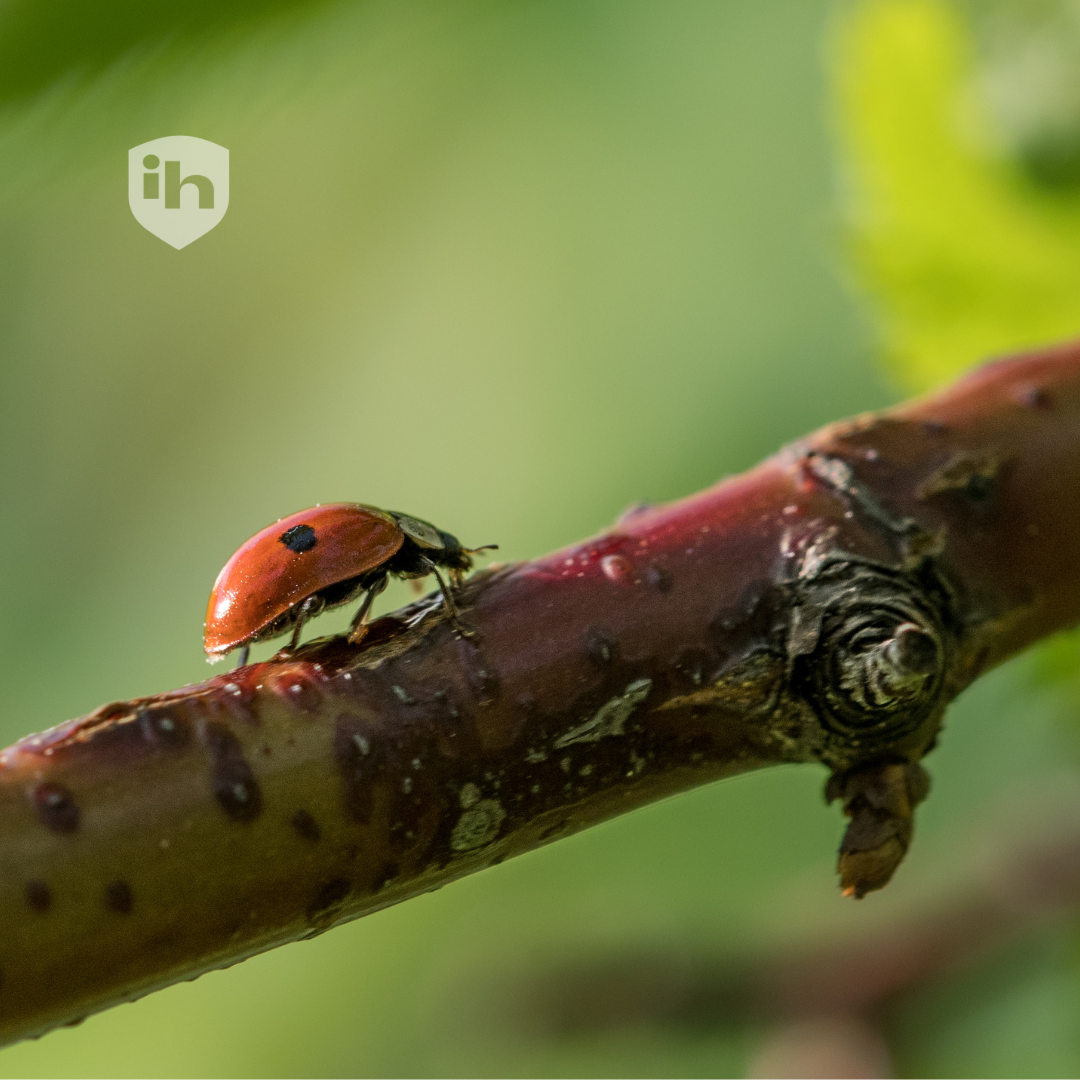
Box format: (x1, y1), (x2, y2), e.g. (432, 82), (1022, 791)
(129, 136), (229, 249)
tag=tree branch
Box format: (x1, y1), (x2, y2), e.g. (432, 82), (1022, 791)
(3, 341), (1080, 1045)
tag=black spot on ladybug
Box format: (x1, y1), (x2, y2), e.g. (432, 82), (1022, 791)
(308, 877), (351, 919)
(203, 721), (263, 822)
(279, 524), (317, 553)
(25, 879), (51, 912)
(584, 628), (620, 666)
(291, 808), (321, 842)
(105, 880), (133, 914)
(32, 782), (80, 833)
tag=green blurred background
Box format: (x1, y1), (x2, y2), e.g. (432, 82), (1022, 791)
(1, 0), (1079, 1075)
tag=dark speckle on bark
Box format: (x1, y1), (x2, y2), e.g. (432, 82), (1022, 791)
(105, 881), (133, 915)
(25, 880), (50, 912)
(203, 721), (262, 823)
(584, 628), (620, 666)
(291, 809), (321, 842)
(31, 783), (80, 834)
(308, 878), (351, 919)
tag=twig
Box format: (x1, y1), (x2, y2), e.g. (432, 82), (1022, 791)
(2, 341), (1080, 1044)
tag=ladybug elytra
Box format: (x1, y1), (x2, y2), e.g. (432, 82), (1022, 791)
(204, 503), (495, 664)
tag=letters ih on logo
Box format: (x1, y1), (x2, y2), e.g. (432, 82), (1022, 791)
(129, 136), (229, 249)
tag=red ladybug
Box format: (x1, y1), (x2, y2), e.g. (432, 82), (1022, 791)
(204, 503), (495, 664)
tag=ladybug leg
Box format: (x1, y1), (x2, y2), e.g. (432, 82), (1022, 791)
(429, 565), (459, 619)
(234, 646), (250, 670)
(287, 596), (319, 652)
(347, 575), (388, 645)
(425, 561), (476, 638)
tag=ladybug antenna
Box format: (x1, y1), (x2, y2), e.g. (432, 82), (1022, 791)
(465, 544), (498, 556)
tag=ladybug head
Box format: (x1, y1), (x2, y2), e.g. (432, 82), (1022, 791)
(387, 511), (497, 575)
(433, 529), (497, 574)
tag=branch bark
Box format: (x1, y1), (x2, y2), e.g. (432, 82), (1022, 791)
(3, 342), (1080, 1045)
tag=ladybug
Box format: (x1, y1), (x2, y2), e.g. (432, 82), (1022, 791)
(204, 503), (496, 665)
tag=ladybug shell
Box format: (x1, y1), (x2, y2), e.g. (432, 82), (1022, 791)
(204, 503), (404, 656)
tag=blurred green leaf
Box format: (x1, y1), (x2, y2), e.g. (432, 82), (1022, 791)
(833, 0), (1080, 392)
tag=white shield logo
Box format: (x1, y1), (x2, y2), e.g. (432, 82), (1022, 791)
(128, 136), (229, 249)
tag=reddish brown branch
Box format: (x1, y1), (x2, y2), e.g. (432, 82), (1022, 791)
(2, 342), (1080, 1045)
